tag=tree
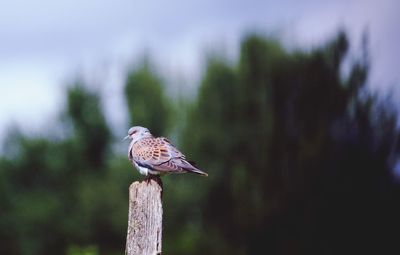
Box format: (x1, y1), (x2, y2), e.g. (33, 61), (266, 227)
(124, 61), (171, 136)
(181, 31), (400, 254)
(67, 83), (111, 169)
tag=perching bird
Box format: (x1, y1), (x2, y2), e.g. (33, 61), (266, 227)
(124, 126), (208, 177)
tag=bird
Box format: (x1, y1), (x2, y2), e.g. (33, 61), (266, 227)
(124, 126), (208, 177)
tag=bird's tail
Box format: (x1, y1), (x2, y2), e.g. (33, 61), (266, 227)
(184, 160), (208, 177)
(189, 168), (208, 177)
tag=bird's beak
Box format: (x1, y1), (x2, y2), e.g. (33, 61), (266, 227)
(123, 135), (130, 141)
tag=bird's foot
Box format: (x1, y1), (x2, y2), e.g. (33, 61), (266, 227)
(144, 174), (163, 197)
(145, 174), (161, 184)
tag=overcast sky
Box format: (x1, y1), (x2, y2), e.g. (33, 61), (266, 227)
(0, 0), (399, 141)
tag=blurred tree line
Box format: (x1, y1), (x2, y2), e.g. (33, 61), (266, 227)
(0, 31), (399, 255)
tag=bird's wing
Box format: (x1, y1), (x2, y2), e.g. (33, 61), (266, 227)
(130, 137), (208, 175)
(159, 137), (185, 159)
(130, 137), (186, 172)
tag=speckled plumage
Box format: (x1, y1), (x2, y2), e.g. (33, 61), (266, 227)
(125, 126), (208, 177)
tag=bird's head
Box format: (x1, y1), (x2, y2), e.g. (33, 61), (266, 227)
(124, 126), (152, 142)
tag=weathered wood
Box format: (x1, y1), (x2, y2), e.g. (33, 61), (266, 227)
(125, 178), (163, 255)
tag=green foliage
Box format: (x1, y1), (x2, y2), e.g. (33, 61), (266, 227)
(67, 84), (111, 168)
(0, 84), (129, 255)
(124, 61), (172, 136)
(0, 31), (399, 255)
(180, 32), (400, 254)
(66, 245), (98, 255)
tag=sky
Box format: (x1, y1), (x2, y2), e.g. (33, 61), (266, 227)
(0, 0), (399, 141)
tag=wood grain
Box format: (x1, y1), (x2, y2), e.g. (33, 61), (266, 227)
(125, 178), (163, 255)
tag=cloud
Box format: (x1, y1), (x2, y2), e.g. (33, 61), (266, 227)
(0, 0), (398, 142)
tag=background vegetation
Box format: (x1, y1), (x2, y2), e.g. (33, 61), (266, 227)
(0, 31), (399, 255)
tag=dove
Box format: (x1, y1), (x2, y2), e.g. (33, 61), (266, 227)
(124, 126), (208, 177)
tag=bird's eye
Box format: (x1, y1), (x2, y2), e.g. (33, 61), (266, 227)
(132, 130), (137, 135)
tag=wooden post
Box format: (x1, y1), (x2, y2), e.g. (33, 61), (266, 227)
(125, 178), (163, 255)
